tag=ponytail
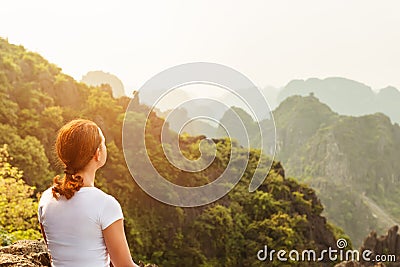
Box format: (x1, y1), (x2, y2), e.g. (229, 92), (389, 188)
(52, 168), (84, 200)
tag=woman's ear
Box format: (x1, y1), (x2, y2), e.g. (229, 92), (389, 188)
(94, 147), (101, 162)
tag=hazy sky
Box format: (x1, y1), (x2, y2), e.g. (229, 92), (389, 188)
(1, 0), (400, 95)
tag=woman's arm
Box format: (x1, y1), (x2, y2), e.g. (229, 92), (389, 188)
(40, 223), (48, 246)
(103, 219), (139, 267)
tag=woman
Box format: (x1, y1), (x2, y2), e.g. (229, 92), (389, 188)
(38, 119), (139, 267)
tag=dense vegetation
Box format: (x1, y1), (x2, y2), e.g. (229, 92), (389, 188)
(273, 95), (400, 246)
(0, 144), (41, 244)
(0, 37), (348, 266)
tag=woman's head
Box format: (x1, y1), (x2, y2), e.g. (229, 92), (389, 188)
(52, 119), (106, 199)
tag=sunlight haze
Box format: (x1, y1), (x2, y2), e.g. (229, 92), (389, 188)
(1, 0), (399, 95)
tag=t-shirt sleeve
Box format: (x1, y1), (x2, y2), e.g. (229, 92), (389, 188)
(38, 188), (52, 224)
(38, 205), (43, 224)
(100, 196), (124, 230)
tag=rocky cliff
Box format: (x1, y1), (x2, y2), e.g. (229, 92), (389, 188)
(335, 225), (400, 267)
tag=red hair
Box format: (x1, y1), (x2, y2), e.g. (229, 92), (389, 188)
(52, 119), (102, 200)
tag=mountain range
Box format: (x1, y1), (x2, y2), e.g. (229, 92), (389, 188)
(277, 77), (400, 124)
(148, 77), (400, 136)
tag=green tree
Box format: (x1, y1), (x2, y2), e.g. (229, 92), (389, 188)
(0, 124), (53, 191)
(193, 204), (234, 266)
(0, 144), (41, 245)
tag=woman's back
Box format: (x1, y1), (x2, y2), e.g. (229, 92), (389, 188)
(38, 119), (138, 267)
(39, 186), (123, 267)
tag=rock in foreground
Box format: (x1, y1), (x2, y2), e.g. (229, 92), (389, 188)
(0, 239), (157, 267)
(0, 240), (50, 267)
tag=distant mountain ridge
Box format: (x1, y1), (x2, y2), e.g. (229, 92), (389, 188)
(277, 77), (400, 123)
(81, 70), (125, 98)
(153, 77), (400, 140)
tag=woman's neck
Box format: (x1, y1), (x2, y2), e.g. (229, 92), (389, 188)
(76, 169), (96, 187)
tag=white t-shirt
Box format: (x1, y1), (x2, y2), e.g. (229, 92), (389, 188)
(38, 186), (124, 267)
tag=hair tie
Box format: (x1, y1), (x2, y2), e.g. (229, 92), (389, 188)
(64, 167), (75, 176)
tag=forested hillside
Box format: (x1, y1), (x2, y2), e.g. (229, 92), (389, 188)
(216, 93), (400, 246)
(272, 95), (400, 245)
(0, 37), (347, 266)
